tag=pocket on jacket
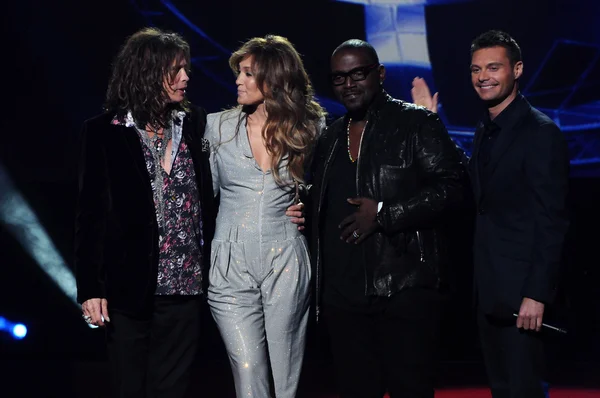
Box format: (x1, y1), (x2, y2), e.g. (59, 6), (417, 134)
(379, 164), (414, 200)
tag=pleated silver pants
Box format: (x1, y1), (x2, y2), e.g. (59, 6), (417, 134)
(208, 221), (311, 398)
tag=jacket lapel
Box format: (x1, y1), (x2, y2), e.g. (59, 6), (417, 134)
(182, 110), (207, 204)
(121, 125), (153, 196)
(470, 122), (485, 204)
(316, 120), (343, 195)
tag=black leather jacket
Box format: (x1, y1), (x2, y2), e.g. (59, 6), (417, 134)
(309, 91), (466, 319)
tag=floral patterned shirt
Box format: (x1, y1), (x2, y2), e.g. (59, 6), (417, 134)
(142, 135), (204, 295)
(113, 111), (203, 295)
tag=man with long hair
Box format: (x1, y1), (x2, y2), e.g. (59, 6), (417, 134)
(75, 27), (216, 397)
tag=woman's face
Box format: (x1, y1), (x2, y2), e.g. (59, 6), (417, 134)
(235, 55), (265, 106)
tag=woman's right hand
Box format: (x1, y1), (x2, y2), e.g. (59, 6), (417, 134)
(286, 203), (305, 231)
(82, 298), (110, 327)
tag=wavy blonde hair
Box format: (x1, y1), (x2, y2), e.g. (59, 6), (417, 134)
(228, 34), (325, 185)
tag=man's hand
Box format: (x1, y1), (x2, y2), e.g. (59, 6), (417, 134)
(411, 77), (439, 113)
(339, 198), (379, 244)
(286, 203), (305, 231)
(516, 297), (545, 332)
(82, 298), (110, 327)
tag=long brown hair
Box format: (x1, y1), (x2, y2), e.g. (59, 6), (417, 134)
(104, 27), (191, 130)
(229, 34), (325, 184)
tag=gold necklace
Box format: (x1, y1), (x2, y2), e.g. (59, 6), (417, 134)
(347, 118), (368, 163)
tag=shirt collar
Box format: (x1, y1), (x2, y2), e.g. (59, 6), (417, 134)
(482, 92), (524, 131)
(110, 110), (187, 128)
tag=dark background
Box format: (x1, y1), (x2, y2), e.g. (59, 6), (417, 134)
(1, 0), (599, 395)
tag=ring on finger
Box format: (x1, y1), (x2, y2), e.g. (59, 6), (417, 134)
(352, 230), (360, 239)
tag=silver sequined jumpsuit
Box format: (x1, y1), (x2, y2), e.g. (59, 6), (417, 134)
(205, 109), (311, 398)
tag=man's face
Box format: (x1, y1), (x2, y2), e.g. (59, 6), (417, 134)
(164, 58), (189, 103)
(330, 48), (383, 114)
(470, 46), (522, 105)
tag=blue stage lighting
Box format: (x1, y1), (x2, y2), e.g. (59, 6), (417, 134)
(0, 316), (28, 340)
(0, 165), (77, 304)
(0, 163), (97, 329)
(12, 324), (27, 339)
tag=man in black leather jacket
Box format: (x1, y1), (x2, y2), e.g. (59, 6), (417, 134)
(309, 39), (466, 397)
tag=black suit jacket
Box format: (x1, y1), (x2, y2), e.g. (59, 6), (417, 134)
(74, 105), (215, 316)
(470, 94), (569, 316)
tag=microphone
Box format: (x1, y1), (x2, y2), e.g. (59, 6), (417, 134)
(512, 313), (568, 335)
(490, 303), (567, 334)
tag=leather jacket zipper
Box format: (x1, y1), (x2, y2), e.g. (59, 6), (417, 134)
(355, 121), (367, 295)
(315, 137), (340, 322)
(355, 122), (367, 194)
(415, 230), (425, 262)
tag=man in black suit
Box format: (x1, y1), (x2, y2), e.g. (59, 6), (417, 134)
(413, 30), (570, 397)
(75, 27), (216, 397)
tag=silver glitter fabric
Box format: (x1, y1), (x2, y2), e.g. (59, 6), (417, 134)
(205, 109), (311, 398)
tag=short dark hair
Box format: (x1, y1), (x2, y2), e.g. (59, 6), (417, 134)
(470, 30), (522, 66)
(332, 39), (380, 65)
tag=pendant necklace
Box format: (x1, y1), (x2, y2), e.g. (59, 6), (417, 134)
(139, 121), (173, 232)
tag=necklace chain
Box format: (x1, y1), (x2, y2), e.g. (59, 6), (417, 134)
(137, 121), (173, 233)
(147, 125), (172, 161)
(347, 118), (368, 163)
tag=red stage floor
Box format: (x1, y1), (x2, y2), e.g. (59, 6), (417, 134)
(2, 358), (598, 397)
(425, 389), (600, 398)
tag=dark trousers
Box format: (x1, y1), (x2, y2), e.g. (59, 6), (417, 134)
(106, 296), (202, 398)
(323, 288), (443, 398)
(477, 311), (546, 398)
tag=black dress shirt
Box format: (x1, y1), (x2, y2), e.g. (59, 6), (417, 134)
(477, 94), (524, 189)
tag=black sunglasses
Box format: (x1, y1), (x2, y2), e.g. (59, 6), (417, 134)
(330, 64), (379, 86)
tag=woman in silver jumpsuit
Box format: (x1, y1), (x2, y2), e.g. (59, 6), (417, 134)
(205, 35), (325, 398)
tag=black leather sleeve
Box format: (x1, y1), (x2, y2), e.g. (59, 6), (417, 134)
(378, 112), (466, 233)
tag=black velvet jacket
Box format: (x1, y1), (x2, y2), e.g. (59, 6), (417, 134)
(74, 105), (215, 316)
(309, 91), (466, 317)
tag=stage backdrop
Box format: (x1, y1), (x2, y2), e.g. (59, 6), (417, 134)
(1, 0), (599, 370)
